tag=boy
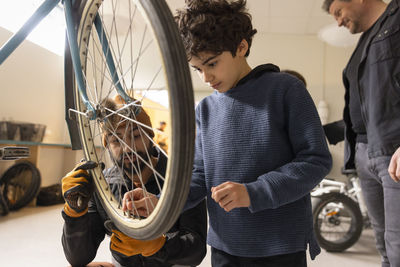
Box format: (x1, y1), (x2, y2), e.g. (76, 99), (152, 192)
(127, 1), (332, 266)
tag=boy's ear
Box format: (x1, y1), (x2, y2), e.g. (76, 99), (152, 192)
(237, 39), (249, 57)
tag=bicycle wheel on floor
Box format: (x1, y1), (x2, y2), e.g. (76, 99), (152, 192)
(312, 192), (363, 252)
(0, 161), (41, 211)
(68, 0), (195, 240)
(0, 190), (9, 216)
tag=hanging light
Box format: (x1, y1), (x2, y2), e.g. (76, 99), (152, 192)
(318, 23), (360, 47)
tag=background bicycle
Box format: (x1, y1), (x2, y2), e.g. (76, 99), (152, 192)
(0, 146), (39, 217)
(311, 168), (371, 252)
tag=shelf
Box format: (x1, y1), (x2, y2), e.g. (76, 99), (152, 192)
(0, 140), (71, 148)
(0, 140), (83, 188)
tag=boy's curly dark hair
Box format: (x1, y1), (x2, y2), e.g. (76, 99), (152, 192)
(175, 0), (257, 60)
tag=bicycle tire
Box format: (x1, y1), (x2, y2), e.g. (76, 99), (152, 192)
(70, 0), (195, 239)
(312, 193), (363, 252)
(0, 190), (9, 216)
(0, 161), (41, 211)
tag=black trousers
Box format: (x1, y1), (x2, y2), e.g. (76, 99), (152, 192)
(211, 247), (307, 267)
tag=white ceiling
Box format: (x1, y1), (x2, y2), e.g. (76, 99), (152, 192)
(166, 0), (336, 35)
(165, 0), (339, 92)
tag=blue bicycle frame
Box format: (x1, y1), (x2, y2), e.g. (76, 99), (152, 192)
(0, 0), (132, 119)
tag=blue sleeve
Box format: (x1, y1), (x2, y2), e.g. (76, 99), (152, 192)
(246, 80), (332, 212)
(184, 106), (208, 211)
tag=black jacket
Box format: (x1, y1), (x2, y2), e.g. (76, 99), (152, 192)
(343, 0), (400, 169)
(62, 151), (207, 266)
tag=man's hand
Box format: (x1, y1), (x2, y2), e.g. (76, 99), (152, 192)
(85, 262), (115, 267)
(211, 181), (250, 212)
(68, 262), (115, 267)
(62, 161), (97, 217)
(122, 188), (159, 217)
(389, 147), (400, 182)
(110, 229), (165, 257)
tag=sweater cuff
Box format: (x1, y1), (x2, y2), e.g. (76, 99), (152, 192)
(245, 180), (276, 213)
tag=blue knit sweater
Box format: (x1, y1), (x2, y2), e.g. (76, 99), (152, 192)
(185, 64), (332, 259)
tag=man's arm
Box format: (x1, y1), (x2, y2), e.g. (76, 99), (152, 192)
(389, 147), (400, 182)
(149, 199), (207, 266)
(119, 194), (207, 265)
(62, 198), (106, 266)
(61, 162), (107, 266)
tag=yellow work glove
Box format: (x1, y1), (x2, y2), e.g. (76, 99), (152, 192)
(110, 229), (166, 257)
(62, 160), (97, 217)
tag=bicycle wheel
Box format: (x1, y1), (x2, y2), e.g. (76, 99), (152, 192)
(312, 193), (363, 252)
(0, 191), (9, 216)
(0, 161), (41, 211)
(70, 0), (195, 239)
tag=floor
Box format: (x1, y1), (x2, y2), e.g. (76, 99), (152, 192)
(0, 204), (381, 267)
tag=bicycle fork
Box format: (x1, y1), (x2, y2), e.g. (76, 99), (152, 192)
(0, 0), (134, 120)
(64, 0), (138, 121)
(349, 177), (368, 218)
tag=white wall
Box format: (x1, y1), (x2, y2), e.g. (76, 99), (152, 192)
(0, 27), (73, 185)
(0, 27), (69, 144)
(36, 146), (83, 186)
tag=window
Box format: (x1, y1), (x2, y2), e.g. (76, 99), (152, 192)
(0, 0), (65, 56)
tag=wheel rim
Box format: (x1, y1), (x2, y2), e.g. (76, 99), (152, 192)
(74, 0), (194, 239)
(316, 200), (358, 244)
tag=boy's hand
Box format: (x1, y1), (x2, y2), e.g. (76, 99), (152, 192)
(211, 181), (250, 212)
(122, 188), (159, 217)
(389, 147), (400, 182)
(62, 161), (97, 217)
(110, 229), (165, 257)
